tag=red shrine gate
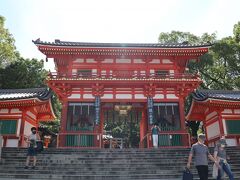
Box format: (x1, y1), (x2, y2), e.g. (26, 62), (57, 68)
(33, 39), (210, 148)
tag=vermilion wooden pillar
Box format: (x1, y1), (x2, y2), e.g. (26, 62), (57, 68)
(179, 97), (189, 146)
(179, 97), (186, 131)
(140, 106), (147, 142)
(99, 108), (104, 134)
(59, 99), (68, 147)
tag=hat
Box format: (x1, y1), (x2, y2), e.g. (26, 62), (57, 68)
(198, 133), (206, 140)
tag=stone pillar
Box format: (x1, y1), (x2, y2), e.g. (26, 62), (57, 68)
(147, 97), (153, 125)
(95, 96), (100, 125)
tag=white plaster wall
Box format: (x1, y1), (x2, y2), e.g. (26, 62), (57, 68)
(102, 59), (113, 63)
(162, 59), (173, 64)
(86, 58), (96, 63)
(116, 59), (131, 63)
(134, 94), (146, 99)
(74, 58), (84, 63)
(10, 109), (21, 113)
(223, 109), (233, 114)
(153, 94), (164, 99)
(116, 94), (132, 99)
(166, 94), (178, 99)
(206, 121), (220, 139)
(68, 94), (81, 99)
(83, 94), (94, 99)
(149, 59), (160, 64)
(234, 109), (240, 114)
(6, 139), (18, 147)
(26, 111), (36, 120)
(0, 109), (8, 113)
(206, 111), (217, 120)
(102, 94), (113, 99)
(72, 69), (77, 74)
(226, 139), (237, 146)
(133, 59), (144, 63)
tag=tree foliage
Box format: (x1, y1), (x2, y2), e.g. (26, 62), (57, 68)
(158, 30), (216, 44)
(0, 57), (62, 133)
(0, 58), (47, 89)
(0, 15), (61, 133)
(0, 15), (19, 68)
(158, 23), (240, 137)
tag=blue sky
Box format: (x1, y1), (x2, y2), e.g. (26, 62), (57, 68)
(0, 0), (240, 70)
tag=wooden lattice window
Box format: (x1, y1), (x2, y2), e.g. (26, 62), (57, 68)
(77, 69), (92, 77)
(155, 70), (169, 77)
(0, 120), (17, 135)
(226, 120), (240, 134)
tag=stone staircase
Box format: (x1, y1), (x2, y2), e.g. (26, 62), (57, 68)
(0, 147), (239, 180)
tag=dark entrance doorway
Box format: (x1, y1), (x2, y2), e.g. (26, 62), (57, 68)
(102, 103), (142, 148)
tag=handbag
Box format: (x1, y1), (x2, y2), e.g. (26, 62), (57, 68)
(182, 167), (193, 180)
(36, 141), (44, 152)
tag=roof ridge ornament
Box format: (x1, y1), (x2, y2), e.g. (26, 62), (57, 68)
(55, 39), (61, 43)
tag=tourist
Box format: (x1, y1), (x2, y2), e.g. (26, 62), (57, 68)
(151, 123), (160, 148)
(24, 127), (40, 169)
(187, 133), (218, 180)
(214, 137), (234, 180)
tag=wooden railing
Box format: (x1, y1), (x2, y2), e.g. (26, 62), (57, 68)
(48, 72), (199, 80)
(139, 133), (150, 148)
(57, 132), (102, 149)
(140, 132), (191, 148)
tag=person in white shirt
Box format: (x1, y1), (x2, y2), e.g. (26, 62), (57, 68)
(24, 127), (40, 169)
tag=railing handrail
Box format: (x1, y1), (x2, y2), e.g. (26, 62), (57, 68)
(139, 133), (149, 148)
(57, 132), (102, 149)
(48, 72), (199, 80)
(58, 132), (101, 135)
(140, 132), (191, 148)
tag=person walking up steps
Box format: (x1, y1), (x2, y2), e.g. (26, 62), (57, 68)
(187, 134), (219, 180)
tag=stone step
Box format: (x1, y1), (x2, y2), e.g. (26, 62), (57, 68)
(0, 173), (239, 180)
(1, 147), (239, 180)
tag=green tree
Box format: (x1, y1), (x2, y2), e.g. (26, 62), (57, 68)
(233, 21), (240, 43)
(0, 57), (62, 133)
(158, 24), (240, 137)
(0, 15), (19, 68)
(0, 58), (47, 89)
(0, 15), (61, 134)
(158, 30), (216, 44)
